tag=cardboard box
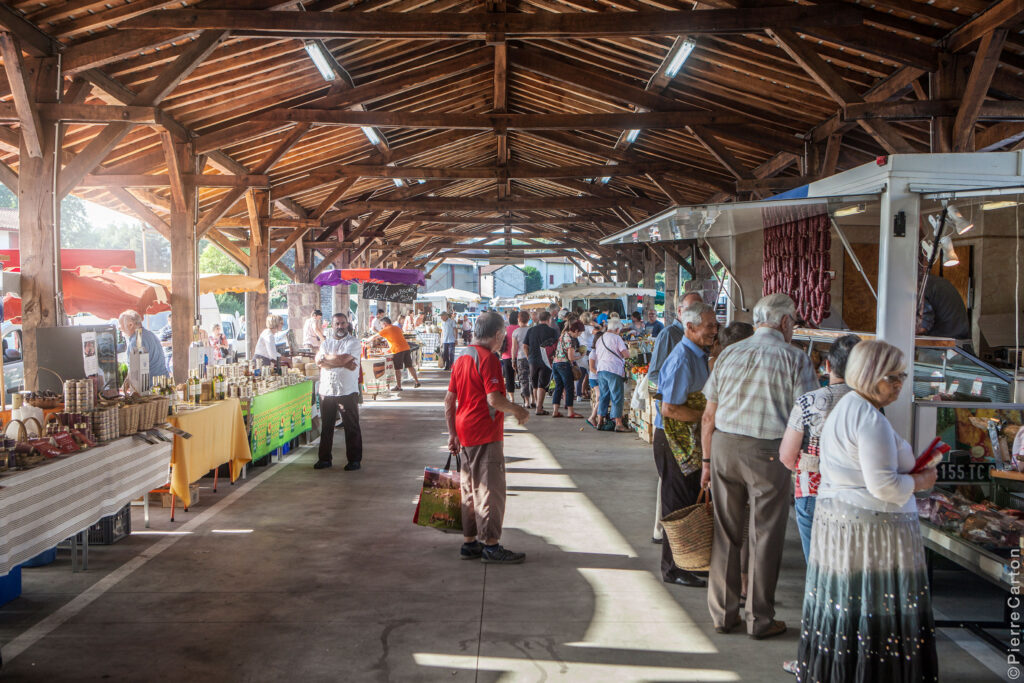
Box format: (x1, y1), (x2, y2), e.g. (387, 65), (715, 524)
(148, 483), (200, 508)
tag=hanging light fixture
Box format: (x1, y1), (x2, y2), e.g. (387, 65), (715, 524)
(945, 203), (974, 234)
(939, 234), (960, 266)
(664, 38), (697, 78)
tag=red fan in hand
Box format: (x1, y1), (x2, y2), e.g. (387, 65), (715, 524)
(912, 437), (950, 473)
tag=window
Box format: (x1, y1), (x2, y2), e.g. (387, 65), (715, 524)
(549, 274), (554, 285)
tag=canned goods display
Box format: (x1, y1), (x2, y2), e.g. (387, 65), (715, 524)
(63, 379), (95, 413)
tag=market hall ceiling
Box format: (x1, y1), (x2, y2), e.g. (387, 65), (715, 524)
(0, 0), (1022, 277)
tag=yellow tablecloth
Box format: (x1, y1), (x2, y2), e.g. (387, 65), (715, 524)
(168, 398), (251, 507)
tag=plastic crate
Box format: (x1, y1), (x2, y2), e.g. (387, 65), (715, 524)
(88, 503), (131, 545)
(0, 565), (22, 607)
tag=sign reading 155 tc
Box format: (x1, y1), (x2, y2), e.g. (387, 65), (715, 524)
(935, 462), (994, 483)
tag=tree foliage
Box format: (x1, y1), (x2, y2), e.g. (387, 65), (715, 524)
(521, 265), (543, 293)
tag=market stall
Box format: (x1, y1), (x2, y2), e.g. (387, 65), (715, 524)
(168, 397), (251, 508)
(244, 380), (314, 462)
(0, 438), (172, 576)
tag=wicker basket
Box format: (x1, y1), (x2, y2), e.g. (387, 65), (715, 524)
(137, 400), (156, 431)
(119, 404), (140, 436)
(661, 488), (714, 572)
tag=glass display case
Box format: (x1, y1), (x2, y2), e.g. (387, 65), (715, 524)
(792, 329), (1014, 403)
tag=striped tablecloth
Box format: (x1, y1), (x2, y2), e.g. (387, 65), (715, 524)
(0, 438), (171, 575)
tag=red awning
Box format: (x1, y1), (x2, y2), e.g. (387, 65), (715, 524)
(0, 248), (137, 271)
(3, 268), (168, 322)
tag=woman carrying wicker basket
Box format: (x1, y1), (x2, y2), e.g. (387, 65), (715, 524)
(654, 302), (719, 588)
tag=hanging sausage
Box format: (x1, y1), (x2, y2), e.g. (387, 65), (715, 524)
(761, 213), (831, 326)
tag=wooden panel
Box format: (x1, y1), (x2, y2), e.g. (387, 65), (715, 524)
(842, 243), (879, 333)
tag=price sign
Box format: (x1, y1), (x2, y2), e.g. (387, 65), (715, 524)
(361, 282), (418, 303)
(971, 379), (984, 396)
(935, 462), (994, 483)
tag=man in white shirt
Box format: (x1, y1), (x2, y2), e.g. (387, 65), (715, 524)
(314, 312), (363, 471)
(440, 311), (457, 371)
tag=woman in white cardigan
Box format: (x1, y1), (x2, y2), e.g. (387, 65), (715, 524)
(792, 340), (938, 683)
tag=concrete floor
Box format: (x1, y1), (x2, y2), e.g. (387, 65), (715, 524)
(0, 365), (1011, 681)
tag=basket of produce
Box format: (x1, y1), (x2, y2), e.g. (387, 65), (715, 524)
(137, 399), (157, 431)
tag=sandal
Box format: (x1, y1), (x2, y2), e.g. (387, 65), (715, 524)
(536, 409), (550, 416)
(782, 661), (799, 676)
(567, 414), (584, 419)
(551, 413), (564, 418)
(614, 425), (631, 432)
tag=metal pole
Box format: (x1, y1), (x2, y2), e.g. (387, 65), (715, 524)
(829, 217), (877, 300)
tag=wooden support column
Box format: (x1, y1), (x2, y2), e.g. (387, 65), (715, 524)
(663, 248), (679, 322)
(167, 139), (197, 383)
(245, 189), (270, 360)
(19, 55), (59, 391)
(930, 52), (968, 153)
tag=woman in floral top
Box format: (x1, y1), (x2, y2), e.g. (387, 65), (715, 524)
(551, 321), (585, 418)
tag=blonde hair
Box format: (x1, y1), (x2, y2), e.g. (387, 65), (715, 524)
(266, 314), (283, 331)
(579, 311), (592, 325)
(844, 340), (905, 403)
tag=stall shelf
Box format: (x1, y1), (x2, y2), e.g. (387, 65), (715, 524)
(0, 438), (171, 575)
(168, 398), (251, 507)
(243, 381), (314, 462)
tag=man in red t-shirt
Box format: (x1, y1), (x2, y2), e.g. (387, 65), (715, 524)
(445, 311), (530, 564)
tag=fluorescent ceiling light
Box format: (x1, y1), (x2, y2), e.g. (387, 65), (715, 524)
(625, 129), (640, 144)
(393, 178), (404, 187)
(600, 176), (611, 184)
(833, 203), (865, 217)
(361, 126), (381, 146)
(982, 200), (1019, 211)
(664, 38), (697, 78)
(946, 203), (973, 234)
(303, 41), (336, 82)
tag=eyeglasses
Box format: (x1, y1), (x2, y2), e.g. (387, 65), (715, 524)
(884, 372), (908, 384)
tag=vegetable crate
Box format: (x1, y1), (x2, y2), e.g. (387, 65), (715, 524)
(88, 503), (132, 545)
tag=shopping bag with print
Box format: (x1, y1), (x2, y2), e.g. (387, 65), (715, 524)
(413, 450), (463, 532)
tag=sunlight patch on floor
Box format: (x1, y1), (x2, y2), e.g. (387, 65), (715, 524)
(413, 653), (740, 682)
(566, 568), (717, 653)
(502, 431), (637, 558)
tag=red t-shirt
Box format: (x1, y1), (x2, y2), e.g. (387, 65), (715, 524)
(448, 345), (505, 446)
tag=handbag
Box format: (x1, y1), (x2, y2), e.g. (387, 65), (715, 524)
(661, 488), (714, 572)
(413, 450), (463, 532)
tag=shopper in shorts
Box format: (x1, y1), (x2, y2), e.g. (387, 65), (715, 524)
(510, 311), (532, 407)
(369, 317), (421, 390)
(523, 311), (558, 415)
(445, 312), (530, 563)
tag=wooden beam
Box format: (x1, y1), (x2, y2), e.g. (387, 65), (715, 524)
(953, 28), (1010, 152)
(312, 177), (358, 220)
(976, 122), (1024, 151)
(161, 131), (187, 213)
(245, 189), (268, 248)
(253, 109), (746, 129)
(843, 99), (1024, 121)
(124, 7), (865, 37)
(80, 174), (272, 188)
(326, 196), (657, 215)
(57, 30), (227, 197)
(944, 0), (1024, 52)
(689, 125), (753, 180)
(0, 158), (17, 194)
(297, 161), (693, 181)
(0, 4), (57, 57)
(769, 29), (916, 155)
(0, 34), (44, 158)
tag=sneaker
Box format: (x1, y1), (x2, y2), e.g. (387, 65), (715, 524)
(481, 544), (526, 564)
(460, 541), (484, 560)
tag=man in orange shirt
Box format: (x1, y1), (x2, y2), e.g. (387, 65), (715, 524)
(370, 317), (422, 391)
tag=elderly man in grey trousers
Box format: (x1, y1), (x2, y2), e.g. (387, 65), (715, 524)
(700, 293), (817, 640)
